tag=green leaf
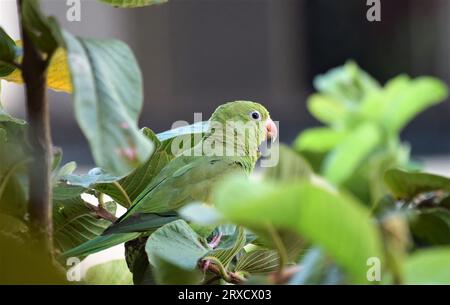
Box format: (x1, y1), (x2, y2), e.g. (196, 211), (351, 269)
(294, 127), (346, 153)
(146, 219), (209, 270)
(264, 144), (312, 183)
(213, 177), (383, 283)
(53, 184), (117, 254)
(0, 27), (17, 77)
(409, 208), (450, 245)
(235, 249), (279, 274)
(322, 123), (381, 185)
(145, 220), (207, 284)
(382, 77), (448, 132)
(84, 259), (133, 285)
(209, 226), (246, 268)
(403, 248), (450, 284)
(307, 94), (347, 125)
(99, 0), (167, 8)
(62, 31), (154, 176)
(359, 75), (410, 125)
(384, 169), (450, 199)
(314, 61), (380, 104)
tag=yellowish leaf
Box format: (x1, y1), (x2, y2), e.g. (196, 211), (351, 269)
(1, 42), (72, 93)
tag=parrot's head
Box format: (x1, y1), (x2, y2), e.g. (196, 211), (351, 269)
(207, 101), (277, 158)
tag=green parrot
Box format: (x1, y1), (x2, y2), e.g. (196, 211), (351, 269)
(63, 101), (277, 257)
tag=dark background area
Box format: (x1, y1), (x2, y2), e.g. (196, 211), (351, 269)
(3, 0), (450, 167)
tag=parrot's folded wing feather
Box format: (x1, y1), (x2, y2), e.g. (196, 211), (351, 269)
(129, 157), (248, 215)
(102, 212), (179, 235)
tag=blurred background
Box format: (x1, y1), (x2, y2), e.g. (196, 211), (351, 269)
(1, 0), (450, 173)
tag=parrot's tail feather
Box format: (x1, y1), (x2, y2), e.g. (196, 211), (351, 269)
(61, 233), (140, 258)
(102, 212), (179, 235)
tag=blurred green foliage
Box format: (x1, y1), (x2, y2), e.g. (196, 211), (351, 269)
(294, 61), (448, 205)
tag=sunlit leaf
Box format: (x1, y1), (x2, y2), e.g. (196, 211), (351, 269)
(322, 123), (381, 185)
(62, 31), (154, 176)
(403, 248), (450, 284)
(214, 177), (383, 283)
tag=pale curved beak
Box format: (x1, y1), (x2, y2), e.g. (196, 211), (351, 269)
(265, 119), (278, 143)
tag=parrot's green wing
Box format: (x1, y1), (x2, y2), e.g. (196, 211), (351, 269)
(103, 156), (249, 234)
(62, 156), (248, 257)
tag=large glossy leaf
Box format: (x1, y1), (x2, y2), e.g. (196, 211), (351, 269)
(84, 259), (133, 285)
(146, 219), (209, 271)
(145, 220), (206, 284)
(99, 0), (167, 8)
(213, 177), (383, 283)
(322, 123), (381, 185)
(403, 248), (450, 284)
(53, 184), (116, 254)
(62, 31), (153, 176)
(385, 169), (450, 199)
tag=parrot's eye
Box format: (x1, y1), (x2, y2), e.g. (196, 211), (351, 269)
(250, 111), (261, 121)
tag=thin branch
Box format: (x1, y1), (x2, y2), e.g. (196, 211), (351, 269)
(18, 0), (53, 252)
(87, 202), (117, 223)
